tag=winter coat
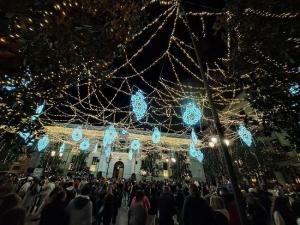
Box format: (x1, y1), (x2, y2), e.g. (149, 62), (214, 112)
(182, 193), (214, 225)
(66, 195), (92, 225)
(158, 193), (176, 225)
(129, 202), (147, 225)
(40, 201), (68, 225)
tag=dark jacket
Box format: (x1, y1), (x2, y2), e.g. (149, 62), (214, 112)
(0, 207), (25, 225)
(182, 193), (214, 225)
(40, 201), (68, 225)
(67, 195), (92, 225)
(213, 210), (229, 225)
(158, 193), (176, 225)
(128, 203), (147, 225)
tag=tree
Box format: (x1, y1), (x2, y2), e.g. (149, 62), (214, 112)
(225, 0), (300, 149)
(141, 152), (160, 177)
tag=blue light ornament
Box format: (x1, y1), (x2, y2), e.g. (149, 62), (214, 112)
(237, 124), (253, 147)
(289, 84), (300, 96)
(130, 139), (141, 152)
(104, 145), (112, 158)
(35, 102), (45, 115)
(71, 127), (83, 142)
(195, 150), (204, 163)
(93, 143), (99, 153)
(59, 142), (65, 153)
(131, 89), (147, 121)
(191, 128), (198, 145)
(37, 135), (49, 152)
(80, 138), (90, 151)
(182, 101), (202, 126)
(128, 149), (133, 160)
(189, 144), (197, 157)
(152, 127), (161, 144)
(103, 125), (118, 147)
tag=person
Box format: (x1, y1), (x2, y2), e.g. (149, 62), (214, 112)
(18, 177), (33, 198)
(175, 185), (185, 225)
(272, 196), (297, 225)
(147, 187), (158, 225)
(158, 186), (176, 225)
(182, 184), (214, 225)
(67, 184), (93, 225)
(246, 193), (268, 225)
(0, 193), (26, 225)
(210, 196), (230, 225)
(102, 186), (114, 225)
(22, 177), (41, 215)
(40, 188), (69, 225)
(129, 190), (148, 225)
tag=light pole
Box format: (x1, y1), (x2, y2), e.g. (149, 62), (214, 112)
(179, 3), (248, 225)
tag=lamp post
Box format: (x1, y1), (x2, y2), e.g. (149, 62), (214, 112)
(179, 3), (248, 225)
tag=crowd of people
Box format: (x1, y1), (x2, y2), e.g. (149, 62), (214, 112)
(0, 173), (300, 225)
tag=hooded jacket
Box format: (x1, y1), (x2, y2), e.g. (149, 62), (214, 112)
(67, 195), (92, 225)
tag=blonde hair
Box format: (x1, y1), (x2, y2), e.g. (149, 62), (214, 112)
(210, 196), (225, 210)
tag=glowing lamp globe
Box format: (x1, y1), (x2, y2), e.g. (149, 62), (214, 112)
(130, 139), (141, 152)
(103, 125), (118, 147)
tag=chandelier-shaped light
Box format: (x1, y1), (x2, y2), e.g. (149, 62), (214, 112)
(32, 101), (46, 121)
(59, 142), (65, 153)
(191, 128), (198, 145)
(104, 145), (112, 158)
(80, 138), (90, 151)
(103, 125), (118, 147)
(189, 143), (197, 158)
(289, 84), (300, 96)
(130, 139), (141, 152)
(237, 124), (253, 147)
(195, 150), (204, 163)
(151, 127), (161, 144)
(37, 135), (49, 152)
(182, 101), (202, 126)
(131, 89), (147, 121)
(71, 126), (83, 142)
(121, 129), (128, 136)
(128, 149), (133, 160)
(19, 130), (34, 147)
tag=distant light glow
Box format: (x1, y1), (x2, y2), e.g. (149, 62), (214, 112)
(128, 149), (133, 160)
(237, 124), (253, 147)
(71, 127), (83, 142)
(191, 128), (198, 145)
(59, 142), (65, 153)
(130, 139), (141, 152)
(182, 101), (202, 126)
(103, 125), (117, 147)
(211, 137), (218, 144)
(289, 84), (300, 96)
(224, 139), (230, 146)
(4, 85), (16, 91)
(80, 138), (90, 151)
(37, 135), (49, 152)
(152, 127), (161, 144)
(131, 89), (147, 121)
(121, 129), (128, 135)
(31, 115), (38, 121)
(208, 142), (215, 148)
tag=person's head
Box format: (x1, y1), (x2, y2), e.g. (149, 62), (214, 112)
(189, 183), (198, 194)
(135, 190), (144, 202)
(210, 196), (225, 210)
(51, 189), (66, 203)
(163, 185), (171, 193)
(272, 196), (291, 213)
(81, 184), (92, 196)
(0, 176), (14, 197)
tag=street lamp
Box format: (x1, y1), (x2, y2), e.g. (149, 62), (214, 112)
(211, 137), (218, 144)
(224, 139), (230, 146)
(171, 157), (176, 163)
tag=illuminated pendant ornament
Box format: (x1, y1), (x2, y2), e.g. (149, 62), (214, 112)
(191, 128), (198, 145)
(289, 84), (300, 96)
(128, 149), (133, 160)
(4, 84), (16, 92)
(152, 127), (161, 144)
(104, 145), (112, 158)
(37, 135), (49, 152)
(182, 101), (202, 126)
(71, 127), (83, 142)
(131, 89), (147, 121)
(103, 125), (118, 147)
(59, 142), (65, 153)
(93, 143), (98, 153)
(237, 124), (253, 147)
(19, 131), (31, 141)
(121, 129), (128, 136)
(31, 115), (39, 121)
(189, 144), (197, 158)
(130, 139), (141, 152)
(80, 138), (90, 151)
(35, 102), (45, 115)
(195, 150), (204, 163)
